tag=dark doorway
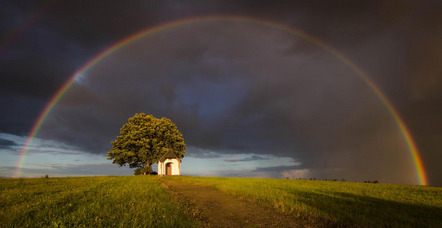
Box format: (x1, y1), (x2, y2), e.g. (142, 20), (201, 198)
(166, 163), (172, 175)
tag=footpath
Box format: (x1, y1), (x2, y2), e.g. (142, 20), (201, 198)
(160, 178), (308, 228)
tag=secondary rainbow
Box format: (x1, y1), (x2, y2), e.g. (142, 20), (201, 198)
(0, 0), (54, 56)
(13, 16), (429, 185)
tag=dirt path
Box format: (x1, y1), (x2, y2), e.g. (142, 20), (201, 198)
(160, 177), (308, 228)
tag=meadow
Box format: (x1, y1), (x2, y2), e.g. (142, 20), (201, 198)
(176, 176), (442, 227)
(0, 176), (200, 227)
(1, 176), (441, 227)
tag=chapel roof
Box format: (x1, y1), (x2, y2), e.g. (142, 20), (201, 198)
(159, 150), (180, 161)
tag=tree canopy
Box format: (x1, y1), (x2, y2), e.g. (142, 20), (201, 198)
(107, 113), (186, 174)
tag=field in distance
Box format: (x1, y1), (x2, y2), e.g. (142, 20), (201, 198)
(1, 176), (441, 227)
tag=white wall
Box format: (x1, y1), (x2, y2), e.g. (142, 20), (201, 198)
(158, 158), (180, 175)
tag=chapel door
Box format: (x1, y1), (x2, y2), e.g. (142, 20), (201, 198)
(166, 163), (172, 175)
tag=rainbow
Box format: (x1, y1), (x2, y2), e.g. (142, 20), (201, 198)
(13, 16), (429, 185)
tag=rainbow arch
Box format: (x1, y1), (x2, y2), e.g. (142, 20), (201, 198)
(13, 16), (429, 185)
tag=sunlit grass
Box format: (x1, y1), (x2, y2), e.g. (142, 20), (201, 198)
(0, 176), (200, 227)
(2, 175), (440, 227)
(176, 176), (442, 227)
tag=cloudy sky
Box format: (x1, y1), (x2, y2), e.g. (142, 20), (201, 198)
(1, 0), (441, 186)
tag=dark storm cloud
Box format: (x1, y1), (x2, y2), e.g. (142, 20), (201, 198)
(0, 138), (17, 149)
(224, 155), (269, 162)
(1, 1), (100, 135)
(0, 1), (92, 98)
(185, 147), (222, 158)
(0, 96), (47, 136)
(36, 21), (418, 185)
(1, 0), (441, 185)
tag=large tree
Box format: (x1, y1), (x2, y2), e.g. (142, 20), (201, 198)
(107, 113), (186, 175)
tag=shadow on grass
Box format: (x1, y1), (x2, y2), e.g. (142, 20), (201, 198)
(291, 190), (441, 227)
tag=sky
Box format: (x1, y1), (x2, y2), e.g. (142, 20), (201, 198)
(1, 0), (441, 186)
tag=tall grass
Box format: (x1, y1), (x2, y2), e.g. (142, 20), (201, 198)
(176, 176), (442, 227)
(0, 176), (200, 227)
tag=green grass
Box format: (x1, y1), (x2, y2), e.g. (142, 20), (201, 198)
(0, 176), (200, 227)
(1, 176), (441, 227)
(175, 176), (442, 227)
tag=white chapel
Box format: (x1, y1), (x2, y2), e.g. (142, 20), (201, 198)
(157, 150), (181, 175)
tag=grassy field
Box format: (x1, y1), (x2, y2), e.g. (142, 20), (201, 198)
(1, 176), (441, 227)
(0, 176), (200, 227)
(176, 176), (442, 227)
